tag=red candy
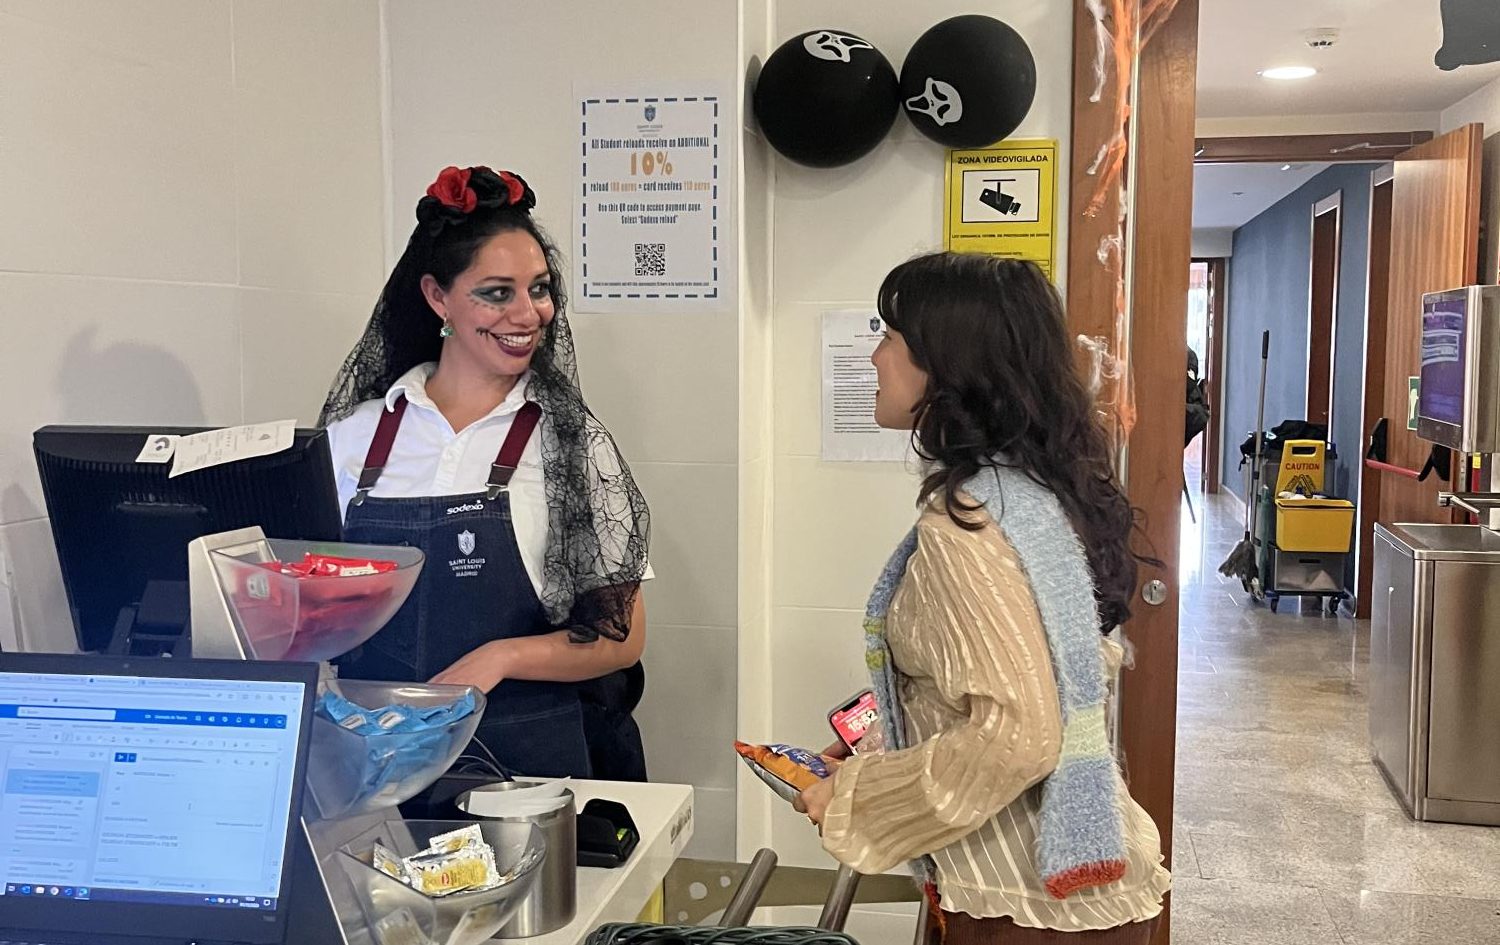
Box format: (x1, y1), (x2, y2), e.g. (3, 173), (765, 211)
(261, 553), (399, 579)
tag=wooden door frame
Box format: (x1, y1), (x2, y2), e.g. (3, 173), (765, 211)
(1356, 166), (1396, 618)
(1205, 256), (1227, 493)
(1189, 257), (1227, 492)
(1195, 131), (1433, 164)
(1307, 192), (1343, 426)
(1069, 4), (1197, 942)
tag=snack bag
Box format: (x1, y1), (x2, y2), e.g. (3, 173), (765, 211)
(401, 824), (501, 897)
(405, 849), (492, 897)
(372, 842), (410, 883)
(733, 741), (828, 802)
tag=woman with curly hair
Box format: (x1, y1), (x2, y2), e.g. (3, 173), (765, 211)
(796, 253), (1169, 942)
(320, 166), (651, 781)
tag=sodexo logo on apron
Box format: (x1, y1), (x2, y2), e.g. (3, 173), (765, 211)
(450, 529), (486, 578)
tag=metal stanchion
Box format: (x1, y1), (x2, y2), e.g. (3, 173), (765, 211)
(814, 865), (862, 931)
(719, 849), (778, 927)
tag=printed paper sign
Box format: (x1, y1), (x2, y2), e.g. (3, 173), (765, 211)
(822, 310), (911, 463)
(944, 139), (1059, 279)
(576, 92), (724, 312)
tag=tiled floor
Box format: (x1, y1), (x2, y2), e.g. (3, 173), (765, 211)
(1173, 488), (1500, 944)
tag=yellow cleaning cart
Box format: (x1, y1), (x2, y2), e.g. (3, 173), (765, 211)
(1254, 439), (1355, 614)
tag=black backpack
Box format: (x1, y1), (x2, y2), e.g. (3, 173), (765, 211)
(1186, 350), (1209, 446)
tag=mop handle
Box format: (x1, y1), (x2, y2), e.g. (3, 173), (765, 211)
(1253, 330), (1270, 484)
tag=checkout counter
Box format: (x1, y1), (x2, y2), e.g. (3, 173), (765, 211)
(1370, 285), (1500, 827)
(25, 424), (898, 945)
(186, 527), (696, 944)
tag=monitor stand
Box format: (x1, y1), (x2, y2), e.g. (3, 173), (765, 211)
(106, 580), (190, 657)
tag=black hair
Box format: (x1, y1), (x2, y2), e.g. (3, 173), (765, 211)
(877, 251), (1146, 631)
(319, 167), (650, 644)
(324, 169), (567, 422)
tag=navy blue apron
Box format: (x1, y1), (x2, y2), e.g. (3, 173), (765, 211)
(337, 397), (601, 778)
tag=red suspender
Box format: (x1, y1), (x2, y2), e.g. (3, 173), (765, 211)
(353, 396), (542, 505)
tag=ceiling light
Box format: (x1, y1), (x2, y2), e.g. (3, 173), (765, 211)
(1281, 164), (1293, 171)
(1260, 66), (1318, 80)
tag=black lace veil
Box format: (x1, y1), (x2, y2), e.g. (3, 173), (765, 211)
(319, 167), (650, 643)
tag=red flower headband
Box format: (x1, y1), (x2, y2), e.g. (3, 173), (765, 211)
(427, 166), (477, 213)
(418, 166), (534, 236)
(425, 166), (529, 213)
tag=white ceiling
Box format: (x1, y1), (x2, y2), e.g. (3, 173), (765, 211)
(1192, 162), (1332, 230)
(1198, 0), (1500, 118)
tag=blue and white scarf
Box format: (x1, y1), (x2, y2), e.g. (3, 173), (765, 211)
(863, 465), (1127, 900)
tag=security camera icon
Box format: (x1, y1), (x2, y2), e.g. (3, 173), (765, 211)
(980, 178), (1023, 216)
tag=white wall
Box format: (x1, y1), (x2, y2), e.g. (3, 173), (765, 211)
(0, 0), (385, 654)
(750, 2), (1075, 933)
(736, 0), (778, 859)
(1192, 227), (1235, 258)
(1440, 77), (1500, 132)
(1441, 77), (1500, 282)
(382, 0), (746, 860)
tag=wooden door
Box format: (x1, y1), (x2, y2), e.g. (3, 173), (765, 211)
(1376, 126), (1483, 527)
(1307, 195), (1342, 426)
(1069, 2), (1197, 943)
(1356, 170), (1394, 619)
(1206, 257), (1226, 493)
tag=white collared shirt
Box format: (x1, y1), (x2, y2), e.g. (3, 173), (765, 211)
(326, 363), (650, 597)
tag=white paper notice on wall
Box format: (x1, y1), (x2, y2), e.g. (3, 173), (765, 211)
(135, 434), (180, 464)
(169, 420), (295, 478)
(575, 90), (725, 313)
(822, 310), (911, 463)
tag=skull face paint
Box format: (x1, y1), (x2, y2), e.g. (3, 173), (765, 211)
(905, 77), (964, 127)
(803, 30), (874, 63)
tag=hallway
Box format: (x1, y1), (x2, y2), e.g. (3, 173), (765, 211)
(1171, 489), (1500, 944)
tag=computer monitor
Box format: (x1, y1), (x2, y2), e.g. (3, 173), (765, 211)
(33, 426), (344, 655)
(0, 653), (318, 945)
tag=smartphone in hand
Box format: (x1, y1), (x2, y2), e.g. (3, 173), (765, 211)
(829, 689), (882, 755)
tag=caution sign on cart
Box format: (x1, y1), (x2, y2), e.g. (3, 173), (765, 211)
(944, 139), (1058, 280)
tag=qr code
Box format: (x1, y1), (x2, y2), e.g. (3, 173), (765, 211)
(634, 242), (667, 277)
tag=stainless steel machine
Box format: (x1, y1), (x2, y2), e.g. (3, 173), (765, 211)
(1370, 524), (1500, 825)
(1370, 285), (1500, 826)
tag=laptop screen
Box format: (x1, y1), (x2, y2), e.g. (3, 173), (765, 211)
(0, 670), (307, 913)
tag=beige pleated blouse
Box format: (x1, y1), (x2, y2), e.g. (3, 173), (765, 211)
(820, 500), (1170, 930)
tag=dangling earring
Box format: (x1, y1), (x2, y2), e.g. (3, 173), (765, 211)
(439, 320), (454, 339)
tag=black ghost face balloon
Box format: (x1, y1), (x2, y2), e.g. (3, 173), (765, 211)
(752, 29), (900, 167)
(1436, 0), (1500, 70)
(802, 29), (874, 62)
(900, 15), (1037, 149)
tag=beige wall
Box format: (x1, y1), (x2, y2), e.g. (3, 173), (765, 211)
(383, 0), (747, 860)
(737, 0), (778, 858)
(745, 0), (1075, 930)
(1441, 78), (1500, 283)
(0, 0), (385, 654)
(1, 2), (1077, 898)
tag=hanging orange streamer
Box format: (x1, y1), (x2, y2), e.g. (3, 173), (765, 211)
(1080, 0), (1181, 444)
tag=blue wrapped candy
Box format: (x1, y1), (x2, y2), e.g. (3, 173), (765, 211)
(317, 691), (479, 796)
